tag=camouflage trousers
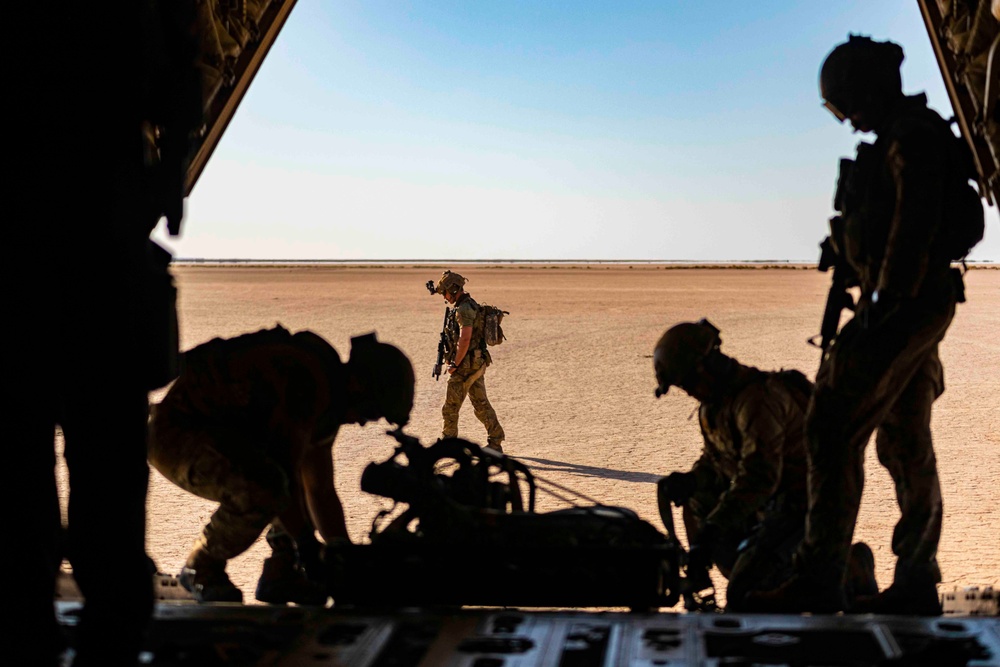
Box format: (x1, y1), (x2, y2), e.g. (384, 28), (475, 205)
(442, 359), (505, 446)
(683, 484), (801, 599)
(726, 502), (805, 610)
(800, 287), (955, 587)
(148, 406), (293, 564)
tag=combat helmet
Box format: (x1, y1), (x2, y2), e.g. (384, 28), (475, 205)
(653, 319), (721, 397)
(434, 270), (467, 295)
(348, 333), (415, 426)
(820, 34), (904, 123)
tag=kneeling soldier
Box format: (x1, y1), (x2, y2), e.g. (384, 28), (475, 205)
(653, 319), (876, 610)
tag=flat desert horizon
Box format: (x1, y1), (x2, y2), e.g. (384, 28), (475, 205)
(57, 264), (1000, 608)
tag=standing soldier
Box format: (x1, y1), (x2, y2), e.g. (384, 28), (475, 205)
(432, 271), (506, 452)
(148, 327), (415, 604)
(751, 35), (983, 615)
(15, 2), (203, 664)
(653, 320), (876, 611)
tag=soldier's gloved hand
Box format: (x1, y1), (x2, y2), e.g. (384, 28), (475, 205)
(659, 471), (697, 506)
(296, 530), (325, 584)
(687, 523), (721, 576)
(323, 537), (352, 592)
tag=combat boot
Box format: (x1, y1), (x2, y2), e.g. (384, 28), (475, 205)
(843, 541), (879, 605)
(255, 554), (328, 606)
(851, 559), (942, 616)
(849, 579), (942, 616)
(179, 551), (243, 603)
(486, 439), (504, 454)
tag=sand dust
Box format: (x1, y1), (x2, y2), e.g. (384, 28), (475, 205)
(56, 264), (1000, 606)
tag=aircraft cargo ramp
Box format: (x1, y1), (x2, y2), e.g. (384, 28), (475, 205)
(54, 599), (1000, 667)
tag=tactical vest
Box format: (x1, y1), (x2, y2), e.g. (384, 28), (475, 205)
(450, 294), (486, 352)
(449, 295), (490, 366)
(698, 368), (811, 510)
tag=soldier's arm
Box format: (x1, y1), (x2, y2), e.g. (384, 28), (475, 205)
(674, 431), (729, 504)
(706, 389), (784, 531)
(451, 325), (473, 369)
(879, 125), (948, 298)
(690, 450), (720, 490)
(299, 441), (349, 543)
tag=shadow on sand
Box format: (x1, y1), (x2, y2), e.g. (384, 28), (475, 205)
(516, 456), (662, 484)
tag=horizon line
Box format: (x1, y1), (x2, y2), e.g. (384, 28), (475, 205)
(171, 258), (999, 266)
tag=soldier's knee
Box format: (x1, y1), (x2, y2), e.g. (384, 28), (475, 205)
(255, 483), (293, 517)
(224, 490), (290, 523)
(227, 466), (293, 517)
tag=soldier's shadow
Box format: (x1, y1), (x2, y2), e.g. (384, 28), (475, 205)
(516, 456), (661, 484)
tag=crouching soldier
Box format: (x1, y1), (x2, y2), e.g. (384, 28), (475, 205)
(653, 320), (876, 610)
(149, 326), (414, 604)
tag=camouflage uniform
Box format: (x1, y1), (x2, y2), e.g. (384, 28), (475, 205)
(149, 326), (346, 566)
(799, 94), (964, 590)
(442, 293), (505, 448)
(682, 364), (812, 608)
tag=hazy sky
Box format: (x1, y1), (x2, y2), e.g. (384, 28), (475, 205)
(155, 1), (999, 261)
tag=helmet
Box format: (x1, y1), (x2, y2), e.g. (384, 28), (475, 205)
(348, 333), (415, 426)
(653, 319), (721, 397)
(434, 270), (467, 295)
(820, 35), (904, 122)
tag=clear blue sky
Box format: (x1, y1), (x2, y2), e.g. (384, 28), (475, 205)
(157, 0), (999, 261)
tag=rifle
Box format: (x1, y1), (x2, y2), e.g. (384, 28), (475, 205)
(809, 152), (865, 354)
(432, 307), (453, 380)
(810, 216), (856, 353)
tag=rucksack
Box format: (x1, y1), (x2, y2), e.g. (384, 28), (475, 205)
(878, 105), (984, 262)
(912, 109), (985, 261)
(775, 369), (815, 410)
(481, 304), (509, 346)
(944, 171), (985, 261)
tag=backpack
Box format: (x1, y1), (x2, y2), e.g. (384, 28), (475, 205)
(775, 369), (815, 410)
(944, 171), (985, 261)
(906, 108), (985, 261)
(878, 105), (985, 262)
(480, 304), (509, 346)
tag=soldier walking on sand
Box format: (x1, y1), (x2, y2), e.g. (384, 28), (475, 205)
(750, 35), (983, 615)
(432, 271), (506, 452)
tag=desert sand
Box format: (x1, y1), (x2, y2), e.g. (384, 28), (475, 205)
(58, 264), (1000, 607)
